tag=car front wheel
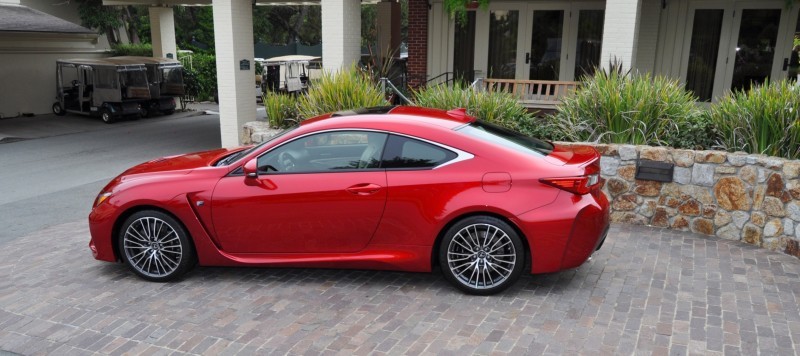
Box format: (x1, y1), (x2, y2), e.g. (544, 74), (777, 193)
(439, 216), (524, 295)
(118, 210), (196, 282)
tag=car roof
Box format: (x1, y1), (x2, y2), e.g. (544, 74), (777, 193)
(301, 106), (476, 130)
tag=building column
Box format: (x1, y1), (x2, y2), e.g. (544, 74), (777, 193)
(407, 0), (428, 87)
(321, 0), (361, 71)
(212, 0), (256, 147)
(148, 6), (177, 59)
(376, 0), (401, 60)
(600, 0), (642, 72)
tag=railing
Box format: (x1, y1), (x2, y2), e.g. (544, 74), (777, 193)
(480, 78), (579, 109)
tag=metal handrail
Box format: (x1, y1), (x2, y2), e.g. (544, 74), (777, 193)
(380, 77), (413, 105)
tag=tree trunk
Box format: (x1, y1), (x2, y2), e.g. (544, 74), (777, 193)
(125, 6), (141, 44)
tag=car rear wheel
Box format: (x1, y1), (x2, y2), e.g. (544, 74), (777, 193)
(118, 210), (196, 282)
(439, 216), (524, 295)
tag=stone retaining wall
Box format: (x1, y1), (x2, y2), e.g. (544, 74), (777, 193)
(557, 142), (800, 259)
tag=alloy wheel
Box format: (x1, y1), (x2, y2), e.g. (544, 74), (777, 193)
(122, 216), (184, 278)
(446, 223), (517, 290)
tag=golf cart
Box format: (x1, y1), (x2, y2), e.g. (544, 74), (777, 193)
(106, 56), (184, 116)
(52, 59), (150, 123)
(258, 55), (321, 94)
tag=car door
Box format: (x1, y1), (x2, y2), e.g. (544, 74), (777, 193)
(211, 130), (388, 254)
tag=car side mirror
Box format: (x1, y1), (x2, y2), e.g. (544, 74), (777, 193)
(243, 158), (258, 179)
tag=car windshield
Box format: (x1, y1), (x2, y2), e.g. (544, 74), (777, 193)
(457, 120), (553, 156)
(215, 126), (298, 166)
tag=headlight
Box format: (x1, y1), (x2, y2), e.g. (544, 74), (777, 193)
(94, 192), (112, 208)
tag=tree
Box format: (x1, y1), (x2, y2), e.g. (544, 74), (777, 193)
(253, 6), (321, 45)
(75, 0), (144, 45)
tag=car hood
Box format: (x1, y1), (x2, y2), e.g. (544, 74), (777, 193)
(121, 147), (247, 176)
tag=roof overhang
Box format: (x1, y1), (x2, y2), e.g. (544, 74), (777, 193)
(102, 0), (379, 6)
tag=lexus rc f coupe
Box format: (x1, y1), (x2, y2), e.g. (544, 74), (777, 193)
(89, 106), (609, 295)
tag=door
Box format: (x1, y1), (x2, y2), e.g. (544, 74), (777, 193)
(681, 0), (791, 100)
(211, 131), (389, 254)
(726, 5), (784, 92)
(486, 6), (522, 79)
(481, 2), (603, 82)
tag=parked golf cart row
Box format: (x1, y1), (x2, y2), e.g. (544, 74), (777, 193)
(52, 56), (184, 123)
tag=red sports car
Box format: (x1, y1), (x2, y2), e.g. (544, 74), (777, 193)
(89, 106), (609, 295)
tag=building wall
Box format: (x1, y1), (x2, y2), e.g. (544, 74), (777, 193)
(0, 49), (106, 117)
(407, 0), (428, 86)
(0, 0), (114, 116)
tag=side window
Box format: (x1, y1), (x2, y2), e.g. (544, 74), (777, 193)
(257, 131), (387, 173)
(95, 68), (118, 89)
(382, 135), (457, 169)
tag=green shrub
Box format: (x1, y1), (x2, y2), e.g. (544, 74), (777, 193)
(412, 82), (542, 137)
(264, 93), (300, 128)
(553, 69), (699, 145)
(191, 53), (217, 101)
(661, 112), (720, 150)
(296, 65), (388, 119)
(110, 43), (153, 57)
(709, 80), (800, 159)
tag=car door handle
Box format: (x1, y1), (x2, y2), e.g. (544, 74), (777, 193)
(346, 183), (383, 195)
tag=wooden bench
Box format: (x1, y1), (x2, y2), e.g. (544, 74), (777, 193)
(482, 79), (579, 110)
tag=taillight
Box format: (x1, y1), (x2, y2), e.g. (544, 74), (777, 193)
(540, 160), (601, 195)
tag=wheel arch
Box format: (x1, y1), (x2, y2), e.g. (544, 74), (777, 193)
(430, 211), (531, 271)
(111, 204), (196, 262)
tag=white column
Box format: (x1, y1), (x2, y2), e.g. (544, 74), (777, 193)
(600, 0), (642, 72)
(212, 0), (256, 147)
(149, 6), (177, 59)
(321, 0), (361, 71)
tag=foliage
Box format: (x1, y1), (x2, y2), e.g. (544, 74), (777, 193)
(661, 113), (720, 150)
(183, 53), (218, 101)
(444, 0), (489, 23)
(552, 67), (700, 146)
(412, 82), (539, 136)
(110, 43), (152, 57)
(296, 65), (388, 119)
(253, 6), (321, 45)
(75, 0), (144, 45)
(264, 93), (301, 128)
(709, 80), (800, 159)
(173, 6), (216, 53)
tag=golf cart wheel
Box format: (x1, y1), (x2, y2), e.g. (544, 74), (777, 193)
(100, 108), (115, 124)
(52, 102), (66, 116)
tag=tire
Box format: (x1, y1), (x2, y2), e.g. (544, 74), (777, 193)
(139, 106), (149, 118)
(163, 109), (175, 116)
(100, 108), (114, 124)
(118, 210), (196, 282)
(439, 216), (525, 295)
(52, 102), (66, 116)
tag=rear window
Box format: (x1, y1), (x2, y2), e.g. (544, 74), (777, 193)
(457, 120), (553, 156)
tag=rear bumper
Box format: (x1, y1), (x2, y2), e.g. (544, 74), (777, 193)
(516, 190), (610, 274)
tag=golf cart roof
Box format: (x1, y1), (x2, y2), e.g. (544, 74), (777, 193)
(259, 55), (321, 64)
(107, 56), (182, 68)
(57, 58), (146, 71)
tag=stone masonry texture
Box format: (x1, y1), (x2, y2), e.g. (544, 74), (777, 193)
(1, 220), (800, 354)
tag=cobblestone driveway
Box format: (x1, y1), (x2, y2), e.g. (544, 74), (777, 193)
(1, 221), (799, 355)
